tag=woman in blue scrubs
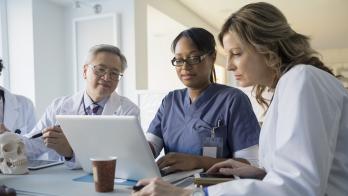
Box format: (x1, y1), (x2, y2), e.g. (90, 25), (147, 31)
(146, 27), (260, 172)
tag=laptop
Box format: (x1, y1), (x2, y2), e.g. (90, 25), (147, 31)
(56, 115), (202, 182)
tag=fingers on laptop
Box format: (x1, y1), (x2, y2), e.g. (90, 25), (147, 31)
(206, 159), (239, 173)
(157, 152), (200, 172)
(157, 156), (175, 169)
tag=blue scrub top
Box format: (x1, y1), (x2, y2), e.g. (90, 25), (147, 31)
(147, 83), (260, 158)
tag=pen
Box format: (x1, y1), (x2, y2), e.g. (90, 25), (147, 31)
(132, 185), (145, 192)
(30, 132), (43, 139)
(30, 125), (60, 139)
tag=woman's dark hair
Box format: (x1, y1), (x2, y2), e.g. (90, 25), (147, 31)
(171, 27), (216, 83)
(218, 2), (333, 109)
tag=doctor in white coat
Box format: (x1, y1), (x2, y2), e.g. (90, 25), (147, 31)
(0, 59), (36, 135)
(22, 44), (139, 166)
(132, 2), (348, 196)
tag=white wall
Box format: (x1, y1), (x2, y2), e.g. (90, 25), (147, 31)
(6, 0), (36, 103)
(134, 0), (148, 90)
(320, 48), (348, 88)
(32, 0), (67, 116)
(3, 0), (68, 117)
(147, 5), (186, 91)
(319, 48), (348, 68)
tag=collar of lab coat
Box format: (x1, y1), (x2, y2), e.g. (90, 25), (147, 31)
(101, 91), (121, 115)
(1, 87), (20, 129)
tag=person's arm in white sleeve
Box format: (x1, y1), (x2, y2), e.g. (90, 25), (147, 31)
(22, 98), (61, 161)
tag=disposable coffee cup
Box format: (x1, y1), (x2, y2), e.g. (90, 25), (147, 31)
(90, 156), (117, 192)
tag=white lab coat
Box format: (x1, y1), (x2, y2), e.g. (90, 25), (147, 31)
(208, 65), (348, 196)
(21, 90), (140, 163)
(1, 87), (36, 134)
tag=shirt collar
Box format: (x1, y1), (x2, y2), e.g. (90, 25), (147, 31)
(83, 91), (109, 109)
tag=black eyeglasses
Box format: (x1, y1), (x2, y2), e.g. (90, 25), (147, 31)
(171, 51), (213, 67)
(89, 64), (123, 81)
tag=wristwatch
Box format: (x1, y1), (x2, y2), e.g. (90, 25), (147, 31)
(191, 187), (205, 196)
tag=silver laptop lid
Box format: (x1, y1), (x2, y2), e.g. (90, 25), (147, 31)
(56, 115), (161, 181)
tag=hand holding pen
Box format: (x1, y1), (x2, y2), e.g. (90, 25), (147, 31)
(132, 185), (145, 192)
(40, 125), (73, 158)
(30, 131), (44, 139)
(30, 125), (60, 139)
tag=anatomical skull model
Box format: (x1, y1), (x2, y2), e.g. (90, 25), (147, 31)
(0, 132), (28, 174)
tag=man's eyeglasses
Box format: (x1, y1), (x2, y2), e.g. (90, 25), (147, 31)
(89, 64), (123, 81)
(171, 51), (213, 67)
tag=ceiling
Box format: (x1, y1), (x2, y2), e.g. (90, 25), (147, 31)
(178, 0), (348, 50)
(49, 0), (348, 50)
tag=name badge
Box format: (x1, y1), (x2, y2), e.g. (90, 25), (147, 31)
(203, 146), (217, 158)
(202, 137), (223, 158)
(202, 119), (224, 158)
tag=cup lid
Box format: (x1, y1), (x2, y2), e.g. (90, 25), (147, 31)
(90, 156), (117, 161)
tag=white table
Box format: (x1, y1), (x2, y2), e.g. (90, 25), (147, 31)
(0, 165), (132, 196)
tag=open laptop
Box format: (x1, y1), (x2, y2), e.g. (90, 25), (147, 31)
(56, 115), (202, 182)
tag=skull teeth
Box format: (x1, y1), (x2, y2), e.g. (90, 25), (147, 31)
(7, 159), (28, 168)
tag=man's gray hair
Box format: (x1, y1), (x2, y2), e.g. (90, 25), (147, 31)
(85, 44), (127, 71)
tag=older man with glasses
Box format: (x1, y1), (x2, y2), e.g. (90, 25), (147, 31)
(22, 44), (139, 168)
